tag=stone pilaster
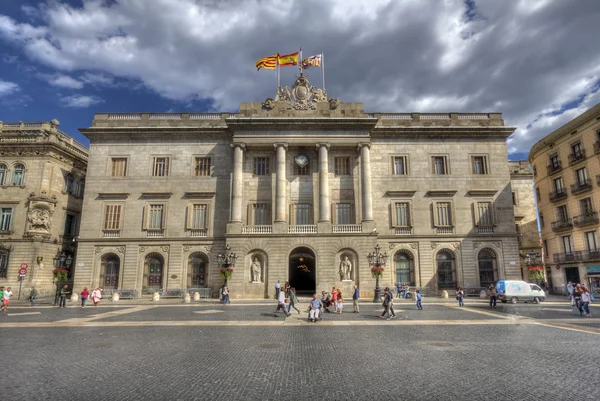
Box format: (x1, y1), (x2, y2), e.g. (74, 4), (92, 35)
(358, 143), (373, 222)
(317, 143), (331, 222)
(274, 143), (288, 223)
(230, 143), (245, 223)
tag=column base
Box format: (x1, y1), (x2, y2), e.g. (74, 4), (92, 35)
(317, 221), (332, 233)
(273, 222), (288, 234)
(226, 223), (242, 234)
(361, 220), (376, 233)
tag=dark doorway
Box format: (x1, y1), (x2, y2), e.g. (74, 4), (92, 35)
(289, 247), (316, 295)
(564, 267), (580, 285)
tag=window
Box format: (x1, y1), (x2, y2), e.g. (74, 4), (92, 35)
(103, 204), (122, 230)
(111, 158), (127, 177)
(533, 165), (537, 176)
(475, 201), (494, 226)
(250, 203), (271, 225)
(436, 250), (456, 289)
(76, 180), (85, 198)
(145, 204), (165, 230)
(101, 254), (120, 289)
(144, 253), (164, 289)
(516, 224), (521, 245)
(10, 163), (24, 185)
(549, 153), (560, 166)
(535, 187), (541, 202)
(597, 128), (600, 141)
(65, 175), (74, 193)
(478, 248), (497, 287)
(471, 156), (488, 175)
(187, 204), (208, 229)
(556, 205), (569, 221)
(554, 177), (565, 192)
(253, 157), (270, 175)
(293, 158), (310, 176)
(392, 156), (408, 175)
(64, 213), (77, 237)
(562, 235), (572, 254)
(394, 251), (415, 286)
(512, 192), (518, 206)
(580, 198), (593, 215)
(152, 157), (169, 177)
(571, 141), (583, 157)
(188, 253), (207, 287)
(433, 202), (453, 227)
(543, 240), (549, 256)
(0, 208), (13, 231)
(585, 231), (598, 251)
(335, 203), (353, 224)
(0, 164), (6, 185)
(0, 246), (9, 278)
(293, 203), (311, 225)
(539, 211), (544, 228)
(432, 156), (448, 175)
(392, 202), (411, 227)
(575, 167), (588, 185)
(194, 157), (211, 177)
(334, 157), (350, 176)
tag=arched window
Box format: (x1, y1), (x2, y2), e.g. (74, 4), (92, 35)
(478, 248), (497, 287)
(100, 254), (120, 289)
(0, 164), (6, 185)
(394, 250), (415, 286)
(436, 249), (456, 289)
(77, 180), (85, 197)
(187, 252), (207, 288)
(10, 163), (24, 186)
(144, 253), (164, 290)
(65, 174), (74, 194)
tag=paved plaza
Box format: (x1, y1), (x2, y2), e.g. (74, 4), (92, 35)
(1, 299), (599, 400)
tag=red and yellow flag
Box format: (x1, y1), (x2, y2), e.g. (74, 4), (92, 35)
(278, 52), (299, 67)
(255, 55), (277, 70)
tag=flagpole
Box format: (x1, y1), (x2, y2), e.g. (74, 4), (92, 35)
(299, 47), (302, 76)
(277, 55), (280, 90)
(322, 52), (325, 91)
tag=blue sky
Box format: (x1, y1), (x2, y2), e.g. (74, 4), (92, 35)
(1, 0), (600, 157)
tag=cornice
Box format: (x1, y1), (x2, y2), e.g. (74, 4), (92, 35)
(372, 125), (516, 139)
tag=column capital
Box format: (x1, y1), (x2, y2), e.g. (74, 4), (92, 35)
(273, 143), (288, 150)
(231, 143), (246, 150)
(316, 143), (330, 150)
(357, 142), (371, 151)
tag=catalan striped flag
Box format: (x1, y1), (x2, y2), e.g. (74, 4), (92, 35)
(255, 54), (278, 70)
(301, 54), (322, 69)
(277, 52), (299, 67)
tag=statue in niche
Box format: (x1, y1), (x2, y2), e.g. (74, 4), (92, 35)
(251, 257), (262, 282)
(28, 209), (51, 231)
(339, 255), (352, 281)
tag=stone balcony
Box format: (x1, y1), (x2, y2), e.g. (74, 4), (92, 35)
(553, 250), (600, 263)
(568, 149), (586, 165)
(573, 212), (599, 227)
(570, 179), (592, 195)
(551, 219), (573, 232)
(547, 161), (562, 175)
(549, 188), (568, 202)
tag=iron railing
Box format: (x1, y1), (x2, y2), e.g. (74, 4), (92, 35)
(551, 219), (573, 232)
(568, 149), (586, 165)
(549, 188), (568, 202)
(573, 212), (599, 227)
(571, 179), (592, 195)
(547, 161), (562, 175)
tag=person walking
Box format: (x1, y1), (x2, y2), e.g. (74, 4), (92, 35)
(321, 290), (332, 313)
(416, 289), (423, 310)
(573, 284), (584, 315)
(29, 287), (38, 307)
(309, 294), (322, 322)
(80, 287), (90, 308)
(396, 283), (402, 299)
(456, 287), (465, 307)
(59, 284), (70, 308)
(337, 292), (344, 314)
(581, 286), (592, 317)
(567, 281), (574, 305)
(1, 286), (13, 313)
(379, 287), (394, 320)
(352, 284), (360, 313)
(91, 287), (102, 306)
(222, 286), (230, 305)
(274, 287), (290, 317)
(287, 287), (301, 315)
(275, 281), (281, 300)
(389, 290), (397, 318)
(332, 287), (339, 312)
(489, 285), (498, 308)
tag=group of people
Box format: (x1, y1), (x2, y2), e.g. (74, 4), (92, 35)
(0, 286), (13, 312)
(219, 285), (230, 304)
(567, 281), (594, 317)
(395, 283), (411, 299)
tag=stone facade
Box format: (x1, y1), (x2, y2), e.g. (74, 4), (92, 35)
(529, 102), (600, 295)
(74, 77), (519, 298)
(0, 120), (88, 296)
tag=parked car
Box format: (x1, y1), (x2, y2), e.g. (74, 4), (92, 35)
(496, 280), (546, 304)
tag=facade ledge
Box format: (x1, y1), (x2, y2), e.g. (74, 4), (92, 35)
(467, 189), (498, 197)
(184, 191), (217, 198)
(98, 192), (130, 199)
(141, 191), (173, 199)
(426, 190), (457, 197)
(385, 190), (416, 197)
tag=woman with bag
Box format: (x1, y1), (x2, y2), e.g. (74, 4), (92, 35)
(91, 287), (102, 306)
(81, 287), (90, 308)
(287, 287), (301, 314)
(581, 286), (592, 317)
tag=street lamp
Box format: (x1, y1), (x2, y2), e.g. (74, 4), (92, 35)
(217, 245), (237, 285)
(367, 244), (388, 302)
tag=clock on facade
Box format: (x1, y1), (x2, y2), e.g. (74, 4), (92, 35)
(294, 154), (309, 167)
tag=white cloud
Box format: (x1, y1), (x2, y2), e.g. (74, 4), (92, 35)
(0, 80), (19, 96)
(39, 74), (85, 89)
(79, 72), (115, 86)
(61, 94), (104, 108)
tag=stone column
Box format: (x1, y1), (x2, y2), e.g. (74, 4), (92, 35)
(317, 143), (331, 222)
(230, 143), (245, 223)
(274, 143), (288, 223)
(358, 143), (373, 222)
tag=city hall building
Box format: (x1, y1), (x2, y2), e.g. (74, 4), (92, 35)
(73, 76), (520, 298)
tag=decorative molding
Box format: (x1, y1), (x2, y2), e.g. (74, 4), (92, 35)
(95, 246), (104, 254)
(452, 242), (460, 249)
(183, 191), (216, 199)
(139, 246), (147, 253)
(410, 243), (418, 249)
(205, 246), (212, 253)
(161, 246), (169, 253)
(98, 193), (130, 200)
(385, 190), (416, 197)
(183, 245), (191, 252)
(467, 189), (498, 197)
(116, 246), (125, 254)
(426, 190), (457, 197)
(389, 243), (396, 250)
(431, 242), (438, 249)
(141, 191), (173, 199)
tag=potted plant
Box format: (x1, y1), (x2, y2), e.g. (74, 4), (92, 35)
(52, 268), (69, 282)
(370, 265), (385, 278)
(220, 266), (235, 285)
(528, 266), (544, 282)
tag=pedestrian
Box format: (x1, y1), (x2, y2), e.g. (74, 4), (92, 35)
(275, 280), (281, 300)
(222, 286), (230, 305)
(287, 287), (300, 315)
(489, 284), (497, 308)
(581, 286), (592, 317)
(567, 281), (574, 305)
(59, 284), (70, 308)
(396, 283), (402, 299)
(416, 289), (423, 310)
(309, 293), (322, 322)
(352, 284), (360, 313)
(332, 286), (339, 312)
(389, 290), (397, 318)
(573, 284), (584, 316)
(91, 287), (102, 306)
(1, 286), (13, 313)
(402, 283), (409, 299)
(321, 290), (332, 313)
(379, 287), (394, 320)
(337, 292), (344, 314)
(274, 287), (290, 317)
(29, 286), (38, 307)
(80, 287), (90, 308)
(456, 287), (464, 307)
(0, 287), (3, 312)
(284, 281), (291, 296)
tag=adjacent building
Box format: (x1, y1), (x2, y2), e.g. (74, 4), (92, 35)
(529, 102), (600, 294)
(73, 76), (520, 299)
(0, 120), (88, 295)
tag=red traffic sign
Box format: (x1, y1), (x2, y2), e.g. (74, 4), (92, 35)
(20, 263), (28, 270)
(19, 268), (27, 275)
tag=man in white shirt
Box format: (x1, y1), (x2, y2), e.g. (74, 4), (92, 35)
(2, 286), (13, 313)
(309, 294), (323, 322)
(274, 288), (290, 317)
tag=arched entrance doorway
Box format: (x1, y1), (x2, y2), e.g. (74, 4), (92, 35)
(289, 247), (316, 295)
(100, 253), (120, 289)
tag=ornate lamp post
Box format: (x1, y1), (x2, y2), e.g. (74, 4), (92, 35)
(52, 251), (73, 305)
(368, 244), (388, 302)
(217, 245), (237, 286)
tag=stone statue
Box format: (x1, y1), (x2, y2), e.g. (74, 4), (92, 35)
(28, 209), (51, 231)
(251, 257), (262, 282)
(329, 97), (341, 110)
(262, 98), (275, 110)
(275, 86), (293, 102)
(311, 87), (328, 103)
(340, 256), (352, 281)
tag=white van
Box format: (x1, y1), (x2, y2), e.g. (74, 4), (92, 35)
(496, 280), (546, 304)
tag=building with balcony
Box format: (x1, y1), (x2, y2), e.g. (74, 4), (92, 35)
(529, 102), (600, 294)
(0, 120), (88, 295)
(73, 76), (519, 298)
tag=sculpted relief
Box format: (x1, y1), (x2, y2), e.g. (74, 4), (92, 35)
(263, 75), (341, 111)
(28, 209), (51, 231)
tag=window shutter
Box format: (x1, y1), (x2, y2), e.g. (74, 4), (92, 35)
(331, 203), (336, 224)
(143, 204), (149, 230)
(491, 203), (496, 225)
(289, 204), (295, 225)
(247, 203), (253, 225)
(473, 202), (479, 227)
(449, 201), (455, 227)
(351, 203), (355, 224)
(161, 204), (167, 229)
(187, 204), (193, 229)
(309, 203), (314, 224)
(391, 202), (397, 228)
(433, 202), (439, 227)
(204, 204), (210, 229)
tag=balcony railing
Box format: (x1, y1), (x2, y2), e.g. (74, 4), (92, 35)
(102, 230), (120, 238)
(394, 227), (412, 235)
(547, 161), (562, 175)
(525, 257), (543, 266)
(553, 252), (576, 263)
(573, 212), (599, 227)
(436, 226), (454, 235)
(568, 149), (586, 165)
(332, 224), (362, 233)
(478, 226), (495, 235)
(551, 219), (573, 232)
(549, 188), (568, 202)
(570, 178), (592, 195)
(146, 230), (164, 238)
(189, 229), (208, 237)
(241, 225), (272, 234)
(288, 225), (317, 234)
(554, 250), (600, 263)
(578, 249), (600, 261)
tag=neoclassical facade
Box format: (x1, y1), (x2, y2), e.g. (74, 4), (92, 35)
(0, 120), (88, 294)
(74, 76), (519, 298)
